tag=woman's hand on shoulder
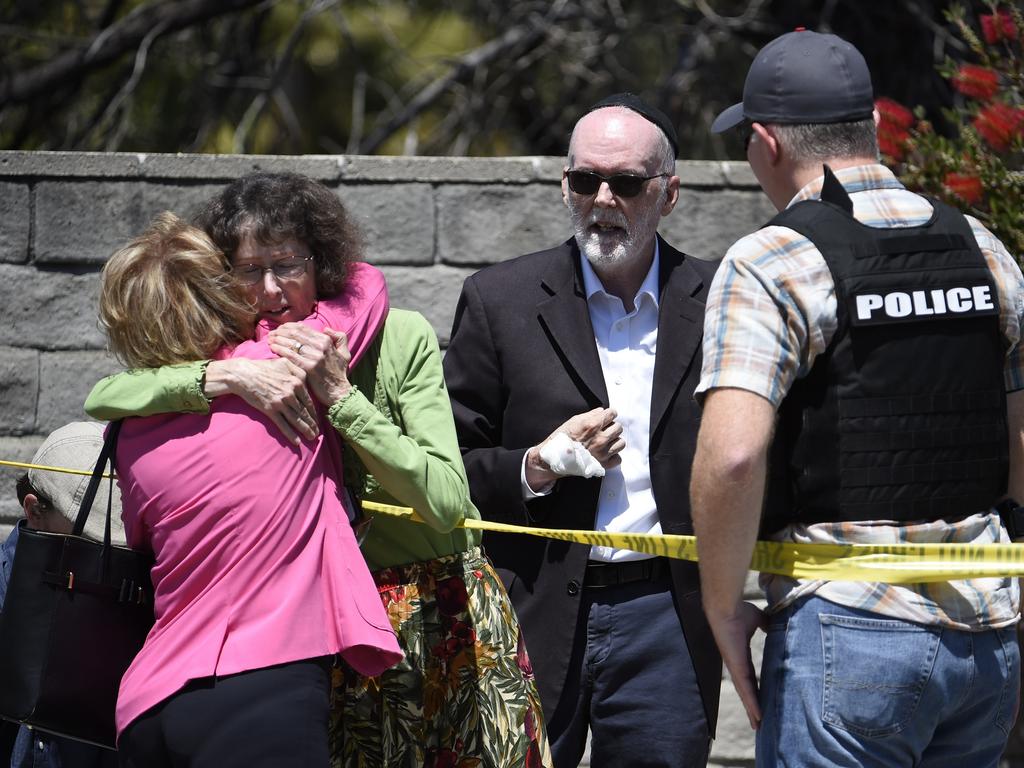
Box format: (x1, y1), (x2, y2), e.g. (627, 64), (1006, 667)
(268, 323), (353, 407)
(205, 358), (318, 445)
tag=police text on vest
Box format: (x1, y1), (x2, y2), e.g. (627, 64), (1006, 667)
(855, 286), (994, 320)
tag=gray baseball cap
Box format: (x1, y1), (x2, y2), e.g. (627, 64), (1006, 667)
(712, 29), (875, 133)
(28, 421), (126, 546)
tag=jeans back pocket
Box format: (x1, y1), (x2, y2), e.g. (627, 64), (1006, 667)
(820, 613), (941, 738)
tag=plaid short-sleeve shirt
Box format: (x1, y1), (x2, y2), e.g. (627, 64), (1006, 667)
(697, 164), (1024, 629)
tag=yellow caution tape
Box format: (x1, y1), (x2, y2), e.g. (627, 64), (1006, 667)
(361, 500), (1024, 584)
(8, 461), (1023, 584)
(0, 459), (114, 479)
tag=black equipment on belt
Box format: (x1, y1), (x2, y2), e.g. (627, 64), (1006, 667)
(995, 498), (1024, 540)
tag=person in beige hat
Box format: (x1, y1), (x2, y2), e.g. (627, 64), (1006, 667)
(1, 421), (122, 768)
(15, 421), (126, 545)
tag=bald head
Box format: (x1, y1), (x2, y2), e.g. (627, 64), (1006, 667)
(568, 107), (675, 176)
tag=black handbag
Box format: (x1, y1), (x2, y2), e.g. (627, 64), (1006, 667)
(0, 420), (154, 749)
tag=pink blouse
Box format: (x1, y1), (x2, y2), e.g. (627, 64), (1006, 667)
(114, 263), (402, 735)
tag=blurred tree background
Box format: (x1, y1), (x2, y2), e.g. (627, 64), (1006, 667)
(0, 0), (1011, 159)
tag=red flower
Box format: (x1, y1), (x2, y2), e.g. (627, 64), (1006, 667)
(877, 127), (910, 161)
(435, 576), (469, 617)
(516, 631), (534, 678)
(875, 97), (914, 129)
(525, 741), (543, 768)
(431, 637), (460, 661)
(981, 9), (1018, 44)
(943, 172), (984, 205)
(874, 98), (914, 161)
(952, 64), (1000, 101)
(425, 748), (459, 768)
(452, 620), (476, 646)
(524, 707), (537, 741)
(973, 102), (1024, 151)
(430, 640), (449, 659)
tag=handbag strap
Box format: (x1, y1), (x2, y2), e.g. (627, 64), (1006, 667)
(71, 420), (122, 543)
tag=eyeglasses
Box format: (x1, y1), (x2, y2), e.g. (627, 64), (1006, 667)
(565, 170), (668, 198)
(231, 256), (312, 285)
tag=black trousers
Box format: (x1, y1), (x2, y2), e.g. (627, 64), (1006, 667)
(118, 657), (332, 768)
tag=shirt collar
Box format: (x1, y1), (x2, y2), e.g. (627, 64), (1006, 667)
(579, 239), (662, 310)
(786, 163), (905, 209)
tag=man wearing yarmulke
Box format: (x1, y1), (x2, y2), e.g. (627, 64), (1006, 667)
(1, 421), (123, 767)
(691, 28), (1024, 766)
(445, 94), (720, 767)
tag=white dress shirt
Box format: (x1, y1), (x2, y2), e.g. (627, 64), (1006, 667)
(582, 246), (662, 561)
(520, 244), (663, 562)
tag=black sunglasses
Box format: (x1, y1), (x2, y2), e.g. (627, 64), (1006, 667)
(565, 170), (668, 198)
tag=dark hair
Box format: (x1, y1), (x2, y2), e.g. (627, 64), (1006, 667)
(15, 473), (52, 512)
(195, 172), (364, 298)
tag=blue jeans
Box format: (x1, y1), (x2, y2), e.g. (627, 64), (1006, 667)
(548, 575), (709, 768)
(9, 726), (117, 768)
(757, 595), (1020, 768)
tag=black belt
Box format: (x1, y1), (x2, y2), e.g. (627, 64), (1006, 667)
(583, 557), (668, 588)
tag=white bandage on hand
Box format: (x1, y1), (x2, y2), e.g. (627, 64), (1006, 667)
(538, 432), (605, 479)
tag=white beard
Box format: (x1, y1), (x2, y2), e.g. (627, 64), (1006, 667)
(569, 194), (665, 270)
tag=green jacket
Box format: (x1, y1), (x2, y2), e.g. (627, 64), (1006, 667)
(85, 309), (481, 570)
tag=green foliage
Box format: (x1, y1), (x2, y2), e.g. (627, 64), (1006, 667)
(0, 0), (859, 157)
(2, 1), (1009, 159)
(881, 2), (1024, 259)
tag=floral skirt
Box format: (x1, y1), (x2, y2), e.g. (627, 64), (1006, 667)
(330, 547), (552, 768)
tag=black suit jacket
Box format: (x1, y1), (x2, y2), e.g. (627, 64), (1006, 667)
(443, 235), (722, 733)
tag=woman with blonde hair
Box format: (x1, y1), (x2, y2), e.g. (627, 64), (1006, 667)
(98, 211), (401, 768)
(89, 172), (553, 768)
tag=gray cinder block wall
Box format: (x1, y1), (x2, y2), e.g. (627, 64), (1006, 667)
(0, 150), (775, 766)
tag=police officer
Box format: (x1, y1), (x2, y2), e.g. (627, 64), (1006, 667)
(690, 30), (1024, 767)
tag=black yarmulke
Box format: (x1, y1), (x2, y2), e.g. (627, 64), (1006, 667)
(587, 92), (679, 158)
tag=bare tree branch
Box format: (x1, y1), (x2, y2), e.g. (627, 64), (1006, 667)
(96, 0), (127, 31)
(232, 0), (338, 153)
(691, 0), (772, 29)
(273, 89), (304, 151)
(347, 70), (368, 154)
(0, 0), (981, 159)
(100, 18), (169, 150)
(0, 25), (85, 46)
(357, 6), (581, 154)
(0, 0), (266, 105)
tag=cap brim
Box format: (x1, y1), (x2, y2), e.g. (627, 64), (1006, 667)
(711, 102), (745, 134)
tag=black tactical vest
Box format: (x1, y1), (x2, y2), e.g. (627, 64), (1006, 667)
(761, 168), (1009, 535)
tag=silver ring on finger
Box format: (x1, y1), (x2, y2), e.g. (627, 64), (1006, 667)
(295, 342), (305, 355)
